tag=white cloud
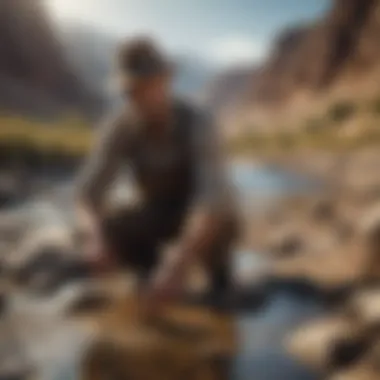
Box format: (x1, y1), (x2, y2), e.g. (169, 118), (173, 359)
(208, 35), (267, 68)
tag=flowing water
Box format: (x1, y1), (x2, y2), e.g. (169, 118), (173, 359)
(5, 162), (324, 379)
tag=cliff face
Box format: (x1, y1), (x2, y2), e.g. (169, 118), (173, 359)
(0, 0), (101, 118)
(214, 0), (380, 134)
(251, 0), (380, 107)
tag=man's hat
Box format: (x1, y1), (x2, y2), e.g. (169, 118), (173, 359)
(116, 37), (173, 88)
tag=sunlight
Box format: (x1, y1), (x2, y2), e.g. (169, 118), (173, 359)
(46, 0), (85, 17)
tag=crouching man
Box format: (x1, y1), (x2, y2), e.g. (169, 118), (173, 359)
(76, 37), (239, 312)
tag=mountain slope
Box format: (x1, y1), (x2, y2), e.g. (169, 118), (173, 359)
(0, 0), (101, 118)
(212, 0), (380, 134)
(251, 0), (379, 107)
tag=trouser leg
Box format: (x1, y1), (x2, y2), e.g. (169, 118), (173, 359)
(202, 218), (239, 296)
(101, 206), (160, 284)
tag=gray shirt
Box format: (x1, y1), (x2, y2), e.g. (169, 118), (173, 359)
(77, 100), (235, 218)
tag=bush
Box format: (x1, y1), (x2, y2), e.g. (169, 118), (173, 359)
(0, 114), (92, 171)
(327, 101), (357, 124)
(369, 96), (380, 115)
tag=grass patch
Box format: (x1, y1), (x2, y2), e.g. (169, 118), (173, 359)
(0, 114), (93, 157)
(369, 96), (380, 116)
(327, 101), (357, 124)
(229, 126), (380, 156)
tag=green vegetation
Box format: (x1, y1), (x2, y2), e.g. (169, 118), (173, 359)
(1, 98), (380, 164)
(327, 100), (357, 124)
(0, 114), (93, 158)
(230, 95), (380, 156)
(229, 127), (380, 156)
(369, 96), (380, 115)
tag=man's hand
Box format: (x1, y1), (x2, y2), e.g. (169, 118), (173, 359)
(80, 219), (116, 274)
(140, 253), (188, 318)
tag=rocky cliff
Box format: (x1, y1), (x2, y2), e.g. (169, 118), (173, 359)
(218, 0), (380, 133)
(0, 0), (101, 118)
(252, 0), (379, 105)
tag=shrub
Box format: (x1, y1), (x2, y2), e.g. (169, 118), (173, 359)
(327, 101), (357, 124)
(369, 96), (380, 115)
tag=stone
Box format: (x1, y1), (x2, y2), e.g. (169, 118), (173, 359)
(80, 296), (236, 380)
(64, 276), (132, 316)
(330, 366), (380, 380)
(286, 315), (363, 370)
(309, 198), (336, 224)
(0, 322), (34, 380)
(347, 288), (380, 330)
(6, 227), (90, 295)
(358, 204), (380, 278)
(270, 233), (304, 258)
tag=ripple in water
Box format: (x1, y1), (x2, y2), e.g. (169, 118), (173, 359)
(6, 163), (323, 379)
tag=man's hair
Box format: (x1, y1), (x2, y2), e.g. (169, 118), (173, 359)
(117, 37), (169, 78)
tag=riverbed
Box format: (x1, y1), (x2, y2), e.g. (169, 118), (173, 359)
(1, 162), (324, 380)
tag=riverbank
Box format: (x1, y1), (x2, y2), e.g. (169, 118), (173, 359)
(0, 139), (379, 379)
(237, 145), (380, 379)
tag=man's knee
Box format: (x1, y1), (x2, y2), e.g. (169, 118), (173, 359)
(101, 207), (158, 269)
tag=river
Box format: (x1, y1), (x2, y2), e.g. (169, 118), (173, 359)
(4, 162), (324, 380)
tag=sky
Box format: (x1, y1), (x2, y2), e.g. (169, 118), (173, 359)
(46, 0), (330, 68)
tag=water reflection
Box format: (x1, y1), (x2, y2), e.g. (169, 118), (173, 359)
(233, 289), (323, 380)
(6, 162), (323, 380)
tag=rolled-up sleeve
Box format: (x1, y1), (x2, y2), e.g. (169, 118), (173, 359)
(76, 113), (125, 211)
(191, 111), (234, 215)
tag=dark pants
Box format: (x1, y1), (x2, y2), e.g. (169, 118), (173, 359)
(101, 201), (238, 294)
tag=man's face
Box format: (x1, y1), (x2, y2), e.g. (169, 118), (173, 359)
(127, 74), (171, 111)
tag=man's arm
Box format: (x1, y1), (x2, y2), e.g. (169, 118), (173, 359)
(76, 113), (126, 226)
(179, 110), (233, 259)
(149, 110), (235, 301)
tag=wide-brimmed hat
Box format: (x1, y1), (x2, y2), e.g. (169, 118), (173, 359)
(116, 37), (173, 89)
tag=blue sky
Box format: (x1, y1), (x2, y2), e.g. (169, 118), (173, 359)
(47, 0), (330, 67)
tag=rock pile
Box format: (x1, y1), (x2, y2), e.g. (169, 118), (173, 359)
(80, 296), (236, 380)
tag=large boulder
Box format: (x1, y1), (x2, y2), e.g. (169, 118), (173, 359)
(286, 315), (367, 372)
(80, 297), (236, 380)
(6, 227), (90, 295)
(329, 342), (380, 380)
(358, 203), (380, 278)
(346, 288), (380, 332)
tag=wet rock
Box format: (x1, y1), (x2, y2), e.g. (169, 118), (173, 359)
(270, 233), (304, 258)
(264, 222), (307, 259)
(0, 366), (32, 380)
(273, 238), (368, 296)
(80, 296), (236, 380)
(346, 288), (380, 331)
(64, 277), (132, 316)
(358, 204), (380, 278)
(0, 323), (34, 380)
(328, 342), (380, 380)
(334, 220), (354, 243)
(286, 315), (363, 370)
(329, 335), (372, 370)
(0, 217), (26, 246)
(0, 283), (9, 317)
(330, 365), (379, 380)
(67, 289), (112, 316)
(13, 249), (89, 295)
(6, 227), (90, 295)
(0, 175), (23, 208)
(309, 198), (336, 223)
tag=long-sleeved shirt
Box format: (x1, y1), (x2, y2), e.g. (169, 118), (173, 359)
(77, 99), (236, 221)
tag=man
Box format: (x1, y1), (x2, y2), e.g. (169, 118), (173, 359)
(76, 37), (239, 311)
